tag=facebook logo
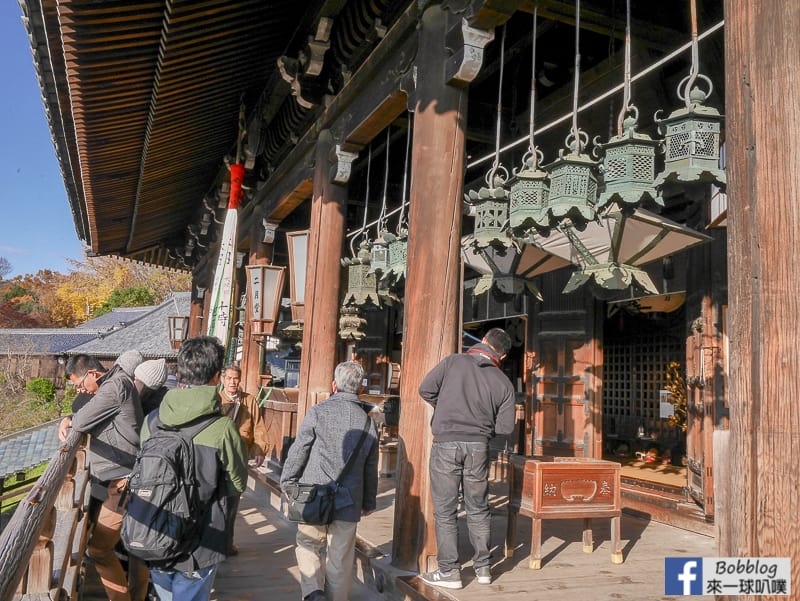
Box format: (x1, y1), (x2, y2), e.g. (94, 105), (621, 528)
(665, 558), (703, 595)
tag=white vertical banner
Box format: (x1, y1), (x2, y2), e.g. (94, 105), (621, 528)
(206, 207), (238, 345)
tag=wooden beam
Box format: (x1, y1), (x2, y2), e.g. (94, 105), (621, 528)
(391, 4), (468, 573)
(723, 0), (800, 579)
(520, 0), (679, 54)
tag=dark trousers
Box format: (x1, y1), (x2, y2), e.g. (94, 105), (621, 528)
(429, 441), (491, 573)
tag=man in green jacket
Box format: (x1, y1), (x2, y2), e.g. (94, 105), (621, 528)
(141, 336), (248, 601)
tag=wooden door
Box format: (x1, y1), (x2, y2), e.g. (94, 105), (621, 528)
(529, 271), (602, 458)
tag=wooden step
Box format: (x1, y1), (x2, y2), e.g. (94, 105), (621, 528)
(620, 478), (714, 536)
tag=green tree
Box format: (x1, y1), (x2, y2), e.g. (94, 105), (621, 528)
(95, 285), (156, 317)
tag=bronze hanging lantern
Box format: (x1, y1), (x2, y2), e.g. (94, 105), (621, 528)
(509, 8), (550, 237)
(542, 1), (597, 226)
(341, 240), (380, 308)
(509, 152), (550, 235)
(368, 230), (393, 277)
(544, 132), (598, 224)
(653, 81), (725, 190)
(383, 228), (408, 288)
(597, 110), (661, 211)
(464, 171), (512, 249)
(596, 3), (661, 212)
(653, 0), (724, 191)
(464, 25), (512, 250)
(338, 305), (367, 340)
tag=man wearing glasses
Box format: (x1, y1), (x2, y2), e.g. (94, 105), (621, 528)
(60, 354), (145, 601)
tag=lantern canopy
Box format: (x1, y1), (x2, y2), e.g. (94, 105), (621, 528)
(246, 264), (285, 336)
(541, 209), (713, 299)
(596, 110), (662, 211)
(654, 81), (725, 191)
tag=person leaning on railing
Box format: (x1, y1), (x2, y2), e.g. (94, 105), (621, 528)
(59, 353), (148, 601)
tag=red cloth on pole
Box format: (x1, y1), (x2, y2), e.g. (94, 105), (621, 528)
(229, 163), (245, 209)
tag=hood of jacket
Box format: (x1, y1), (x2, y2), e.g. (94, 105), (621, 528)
(158, 385), (220, 428)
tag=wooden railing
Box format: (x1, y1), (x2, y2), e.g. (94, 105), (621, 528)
(0, 430), (91, 601)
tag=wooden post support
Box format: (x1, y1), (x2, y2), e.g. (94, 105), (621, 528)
(297, 129), (347, 423)
(390, 4), (469, 573)
(724, 1), (800, 592)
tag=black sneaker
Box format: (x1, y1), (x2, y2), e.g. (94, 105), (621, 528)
(475, 565), (492, 584)
(420, 569), (463, 589)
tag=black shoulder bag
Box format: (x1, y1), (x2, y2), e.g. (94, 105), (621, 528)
(285, 413), (372, 525)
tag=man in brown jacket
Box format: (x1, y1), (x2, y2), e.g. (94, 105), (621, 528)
(220, 364), (269, 466)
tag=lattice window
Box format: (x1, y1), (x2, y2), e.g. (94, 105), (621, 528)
(603, 314), (684, 440)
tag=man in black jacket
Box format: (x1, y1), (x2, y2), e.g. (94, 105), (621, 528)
(418, 328), (515, 590)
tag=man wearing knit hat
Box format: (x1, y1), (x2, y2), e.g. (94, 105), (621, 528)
(134, 359), (169, 416)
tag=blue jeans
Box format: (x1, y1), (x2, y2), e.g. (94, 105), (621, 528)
(150, 564), (217, 601)
(429, 441), (491, 573)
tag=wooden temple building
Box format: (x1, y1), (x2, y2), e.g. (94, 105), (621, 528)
(4, 0), (799, 597)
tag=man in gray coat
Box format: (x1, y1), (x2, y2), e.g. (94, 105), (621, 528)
(281, 361), (379, 601)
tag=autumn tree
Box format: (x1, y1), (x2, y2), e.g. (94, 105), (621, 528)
(0, 254), (190, 327)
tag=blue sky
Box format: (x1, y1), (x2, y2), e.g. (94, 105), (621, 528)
(0, 6), (85, 278)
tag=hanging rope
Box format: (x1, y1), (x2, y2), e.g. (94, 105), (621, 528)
(467, 18), (724, 170)
(487, 24), (507, 186)
(570, 0), (582, 150)
(616, 0), (632, 135)
(683, 0), (699, 107)
(350, 143), (372, 256)
(397, 114), (412, 234)
(377, 127), (390, 235)
(527, 7), (539, 160)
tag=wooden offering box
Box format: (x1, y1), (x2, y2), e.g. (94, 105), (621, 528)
(506, 455), (622, 569)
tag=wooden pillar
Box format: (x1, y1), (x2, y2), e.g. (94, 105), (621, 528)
(297, 129), (347, 423)
(391, 5), (468, 572)
(724, 1), (800, 592)
(241, 222), (273, 397)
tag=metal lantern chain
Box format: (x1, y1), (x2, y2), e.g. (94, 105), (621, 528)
(653, 0), (725, 191)
(464, 25), (512, 250)
(509, 7), (551, 237)
(384, 116), (412, 291)
(341, 143), (380, 308)
(595, 0), (662, 211)
(369, 128), (394, 278)
(543, 0), (599, 226)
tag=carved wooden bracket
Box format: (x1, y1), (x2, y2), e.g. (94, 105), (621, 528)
(277, 56), (317, 109)
(330, 144), (360, 185)
(305, 17), (333, 77)
(445, 18), (495, 86)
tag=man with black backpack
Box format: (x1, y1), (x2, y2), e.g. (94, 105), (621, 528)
(123, 336), (247, 601)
